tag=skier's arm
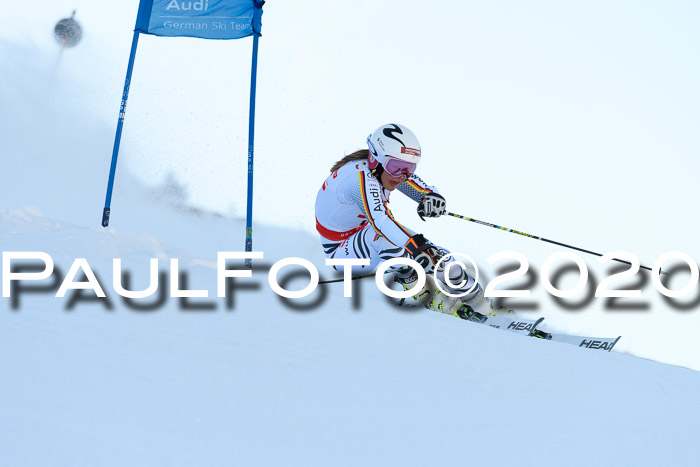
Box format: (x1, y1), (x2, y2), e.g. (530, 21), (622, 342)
(397, 173), (438, 202)
(398, 174), (446, 220)
(354, 171), (414, 247)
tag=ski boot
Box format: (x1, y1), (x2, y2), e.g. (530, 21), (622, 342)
(425, 287), (461, 314)
(424, 282), (489, 317)
(395, 268), (436, 306)
(425, 288), (484, 320)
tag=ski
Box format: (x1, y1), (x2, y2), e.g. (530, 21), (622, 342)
(454, 306), (544, 337)
(459, 306), (621, 351)
(414, 290), (622, 351)
(531, 328), (621, 352)
(484, 315), (544, 336)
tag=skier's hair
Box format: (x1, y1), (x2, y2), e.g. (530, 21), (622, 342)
(330, 150), (368, 173)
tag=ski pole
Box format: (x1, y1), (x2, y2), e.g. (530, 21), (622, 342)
(445, 211), (660, 273)
(318, 272), (375, 285)
(318, 268), (400, 285)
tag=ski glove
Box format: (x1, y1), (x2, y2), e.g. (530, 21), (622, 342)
(417, 192), (446, 221)
(405, 233), (445, 275)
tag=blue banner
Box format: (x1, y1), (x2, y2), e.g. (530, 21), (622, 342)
(135, 0), (263, 40)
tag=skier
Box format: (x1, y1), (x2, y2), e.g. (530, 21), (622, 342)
(315, 123), (486, 319)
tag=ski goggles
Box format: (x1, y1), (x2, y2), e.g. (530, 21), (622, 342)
(383, 156), (417, 178)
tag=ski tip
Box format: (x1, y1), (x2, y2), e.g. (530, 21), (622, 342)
(610, 336), (622, 352)
(528, 317), (545, 337)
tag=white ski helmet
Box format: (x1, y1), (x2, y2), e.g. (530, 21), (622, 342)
(366, 123), (421, 175)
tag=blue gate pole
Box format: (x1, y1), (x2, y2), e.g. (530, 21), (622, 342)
(244, 33), (260, 267)
(102, 30), (140, 227)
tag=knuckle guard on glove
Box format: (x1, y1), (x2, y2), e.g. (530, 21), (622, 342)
(417, 192), (446, 220)
(404, 234), (444, 274)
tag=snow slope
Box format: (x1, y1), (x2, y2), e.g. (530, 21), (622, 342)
(1, 89), (699, 466)
(3, 3), (700, 466)
(4, 0), (700, 370)
(2, 199), (700, 467)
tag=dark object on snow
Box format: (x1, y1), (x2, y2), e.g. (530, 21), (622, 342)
(54, 10), (82, 48)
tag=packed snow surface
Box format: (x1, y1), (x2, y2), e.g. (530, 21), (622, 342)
(2, 1), (700, 465)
